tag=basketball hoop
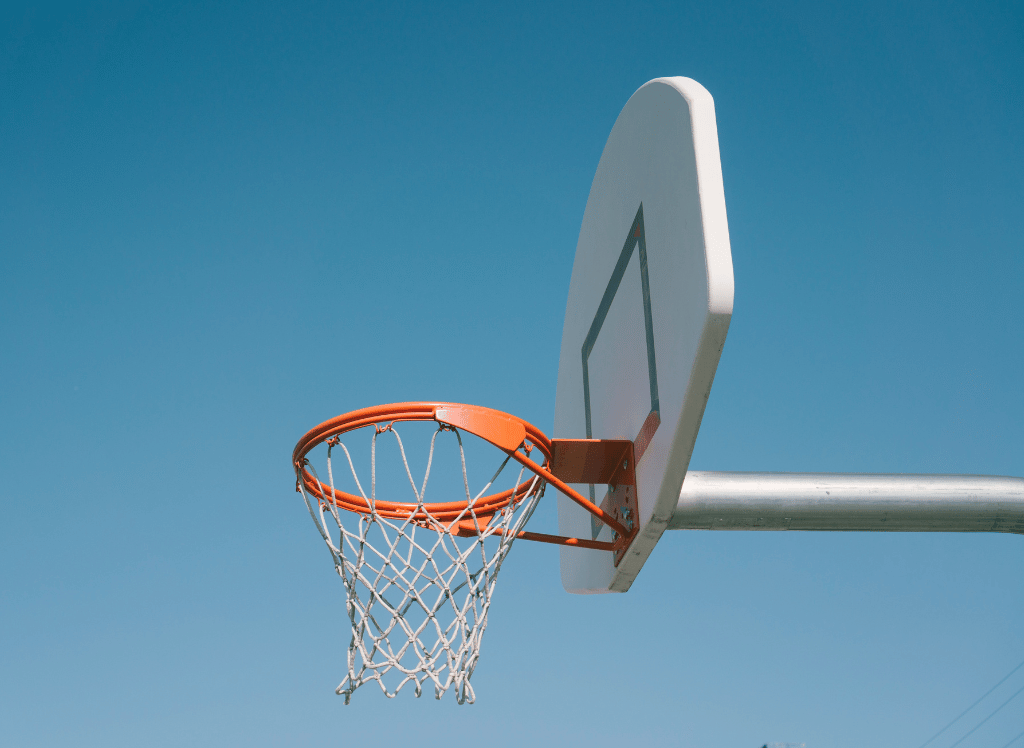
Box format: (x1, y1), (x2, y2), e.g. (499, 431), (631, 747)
(292, 402), (639, 703)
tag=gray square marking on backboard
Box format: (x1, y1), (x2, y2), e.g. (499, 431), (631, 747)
(581, 204), (660, 537)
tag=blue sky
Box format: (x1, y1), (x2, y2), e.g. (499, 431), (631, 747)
(1, 1), (1022, 746)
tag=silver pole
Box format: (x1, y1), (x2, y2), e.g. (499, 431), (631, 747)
(669, 472), (1024, 534)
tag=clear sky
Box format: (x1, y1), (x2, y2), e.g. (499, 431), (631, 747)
(1, 1), (1022, 746)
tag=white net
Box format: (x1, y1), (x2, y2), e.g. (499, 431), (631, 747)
(296, 422), (543, 704)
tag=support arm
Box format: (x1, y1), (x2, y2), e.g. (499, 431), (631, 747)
(669, 472), (1024, 534)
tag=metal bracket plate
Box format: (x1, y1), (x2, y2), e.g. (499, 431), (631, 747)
(550, 438), (639, 565)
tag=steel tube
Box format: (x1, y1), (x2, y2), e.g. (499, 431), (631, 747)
(669, 472), (1024, 534)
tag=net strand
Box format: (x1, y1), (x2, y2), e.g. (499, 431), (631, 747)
(297, 423), (543, 704)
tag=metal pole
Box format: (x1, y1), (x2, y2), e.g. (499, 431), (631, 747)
(669, 472), (1024, 534)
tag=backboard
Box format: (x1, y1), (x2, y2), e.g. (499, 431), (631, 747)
(554, 77), (735, 593)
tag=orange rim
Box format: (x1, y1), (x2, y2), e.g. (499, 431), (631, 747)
(293, 401), (633, 551)
(292, 402), (552, 524)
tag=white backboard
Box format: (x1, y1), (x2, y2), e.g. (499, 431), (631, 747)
(554, 77), (734, 593)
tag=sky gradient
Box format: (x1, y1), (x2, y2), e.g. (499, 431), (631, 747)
(1, 2), (1022, 746)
